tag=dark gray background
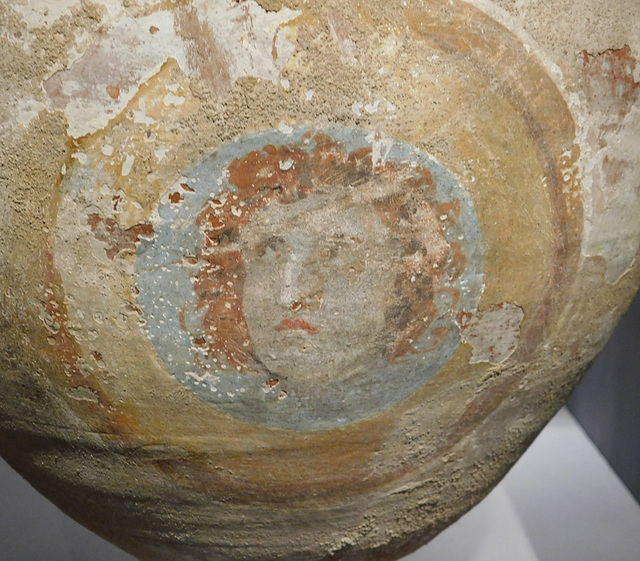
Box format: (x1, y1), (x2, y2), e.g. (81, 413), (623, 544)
(568, 290), (640, 503)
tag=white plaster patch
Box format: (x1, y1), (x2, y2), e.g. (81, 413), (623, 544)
(365, 99), (382, 115)
(8, 0), (80, 30)
(72, 152), (87, 165)
(15, 98), (47, 128)
(194, 0), (301, 85)
(68, 386), (100, 403)
(0, 93), (47, 137)
(580, 106), (640, 283)
(457, 303), (524, 364)
(365, 129), (394, 167)
(163, 92), (186, 107)
(277, 122), (294, 135)
(43, 11), (189, 138)
(154, 147), (169, 161)
(185, 370), (220, 385)
(122, 154), (135, 177)
(132, 99), (156, 126)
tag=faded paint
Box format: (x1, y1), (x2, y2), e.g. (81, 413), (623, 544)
(457, 303), (525, 364)
(87, 214), (154, 261)
(193, 0), (301, 85)
(14, 98), (46, 128)
(39, 1), (301, 138)
(467, 1), (640, 283)
(44, 11), (189, 138)
(328, 11), (358, 64)
(578, 47), (640, 282)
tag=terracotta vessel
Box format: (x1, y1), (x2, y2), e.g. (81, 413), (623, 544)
(1, 1), (639, 560)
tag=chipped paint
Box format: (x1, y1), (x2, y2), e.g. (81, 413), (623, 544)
(121, 154), (135, 177)
(457, 303), (525, 364)
(15, 98), (46, 128)
(8, 0), (127, 32)
(365, 129), (394, 167)
(87, 214), (154, 261)
(578, 47), (640, 282)
(193, 0), (301, 86)
(7, 0), (81, 30)
(44, 11), (189, 138)
(328, 11), (358, 64)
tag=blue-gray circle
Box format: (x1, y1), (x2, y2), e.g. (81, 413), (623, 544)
(134, 126), (484, 430)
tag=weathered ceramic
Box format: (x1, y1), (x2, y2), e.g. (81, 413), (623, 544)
(1, 1), (639, 560)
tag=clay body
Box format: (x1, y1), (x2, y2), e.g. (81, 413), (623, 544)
(0, 1), (639, 560)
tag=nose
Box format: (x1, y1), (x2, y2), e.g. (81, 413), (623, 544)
(277, 229), (316, 307)
(279, 252), (302, 306)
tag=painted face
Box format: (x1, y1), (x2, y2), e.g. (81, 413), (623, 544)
(240, 188), (397, 384)
(134, 126), (484, 429)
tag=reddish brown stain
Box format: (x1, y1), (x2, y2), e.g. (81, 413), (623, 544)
(428, 327), (449, 350)
(603, 156), (630, 185)
(88, 214), (155, 260)
(457, 310), (474, 329)
(272, 28), (279, 61)
(169, 192), (184, 204)
(581, 46), (640, 121)
(275, 318), (320, 335)
(149, 25), (159, 34)
(124, 303), (142, 315)
(40, 253), (140, 440)
(369, 168), (463, 362)
(175, 9), (232, 95)
(106, 85), (120, 100)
